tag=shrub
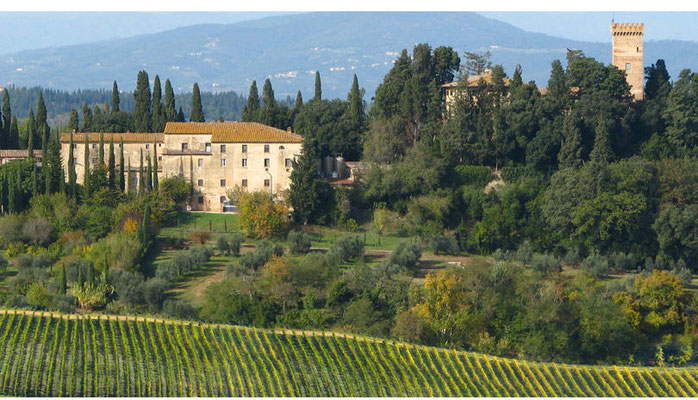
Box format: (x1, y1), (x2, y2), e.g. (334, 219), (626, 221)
(0, 254), (7, 275)
(159, 177), (191, 205)
(51, 294), (76, 313)
(428, 235), (459, 255)
(328, 236), (364, 263)
(229, 232), (245, 256)
(155, 246), (213, 282)
(217, 236), (231, 255)
(344, 218), (359, 232)
(143, 278), (170, 310)
(493, 248), (512, 261)
(530, 253), (562, 275)
(0, 214), (27, 249)
(22, 218), (55, 247)
(452, 165), (493, 188)
(239, 191), (289, 239)
(88, 233), (143, 272)
(26, 283), (53, 309)
(515, 240), (534, 264)
(609, 252), (638, 271)
(162, 299), (197, 320)
(288, 231), (312, 254)
(191, 231), (211, 245)
(582, 252), (609, 278)
(108, 269), (145, 306)
(238, 241), (282, 271)
(389, 241), (423, 271)
(563, 247), (582, 265)
(71, 282), (111, 311)
(671, 264), (692, 285)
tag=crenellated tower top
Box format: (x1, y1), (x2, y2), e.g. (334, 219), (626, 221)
(611, 22), (645, 36)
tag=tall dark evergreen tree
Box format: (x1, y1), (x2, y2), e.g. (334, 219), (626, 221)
(68, 132), (76, 199)
(314, 71), (322, 101)
(8, 117), (18, 150)
(1, 90), (10, 149)
(146, 154), (153, 191)
(112, 81), (120, 113)
(138, 149), (145, 195)
(98, 132), (105, 165)
(127, 158), (132, 193)
(348, 74), (365, 130)
(59, 267), (67, 295)
(590, 118), (614, 164)
(44, 135), (61, 195)
(152, 75), (165, 132)
(152, 141), (159, 191)
(288, 141), (335, 224)
(69, 109), (79, 132)
(26, 108), (36, 157)
(190, 83), (205, 122)
(31, 164), (38, 197)
(294, 91), (303, 113)
(164, 79), (177, 122)
(119, 139), (125, 192)
(108, 139), (116, 189)
(36, 92), (49, 158)
(133, 70), (152, 132)
(644, 59), (672, 101)
(558, 113), (584, 168)
(176, 107), (185, 122)
(242, 81), (260, 122)
(82, 103), (93, 132)
(260, 79), (277, 126)
(83, 134), (90, 197)
(548, 60), (568, 101)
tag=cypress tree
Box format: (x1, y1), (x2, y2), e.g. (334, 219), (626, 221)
(59, 165), (65, 196)
(59, 266), (67, 295)
(1, 90), (10, 149)
(8, 117), (18, 150)
(242, 80), (260, 122)
(314, 71), (322, 101)
(87, 263), (95, 286)
(0, 173), (6, 214)
(26, 108), (35, 157)
(119, 139), (125, 192)
(146, 154), (153, 191)
(590, 118), (614, 164)
(31, 164), (38, 197)
(44, 135), (61, 195)
(83, 134), (90, 196)
(152, 75), (164, 132)
(190, 83), (205, 122)
(98, 132), (105, 165)
(133, 70), (152, 132)
(111, 81), (120, 113)
(548, 60), (568, 102)
(108, 138), (116, 189)
(104, 101), (109, 115)
(164, 79), (177, 122)
(127, 158), (132, 193)
(37, 92), (49, 158)
(68, 109), (79, 133)
(260, 79), (277, 127)
(138, 149), (145, 195)
(7, 174), (14, 214)
(558, 114), (584, 169)
(189, 156), (194, 203)
(68, 132), (76, 199)
(102, 254), (109, 282)
(294, 91), (303, 114)
(82, 103), (92, 132)
(152, 141), (159, 191)
(348, 74), (365, 130)
(140, 204), (151, 245)
(176, 107), (185, 122)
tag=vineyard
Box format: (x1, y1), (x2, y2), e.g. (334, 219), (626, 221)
(0, 310), (696, 397)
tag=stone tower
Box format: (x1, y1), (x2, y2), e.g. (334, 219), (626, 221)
(611, 22), (644, 100)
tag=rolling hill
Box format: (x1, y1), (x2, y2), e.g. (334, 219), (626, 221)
(0, 309), (696, 397)
(1, 12), (697, 99)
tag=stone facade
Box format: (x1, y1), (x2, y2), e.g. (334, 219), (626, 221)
(611, 22), (644, 101)
(60, 122), (303, 212)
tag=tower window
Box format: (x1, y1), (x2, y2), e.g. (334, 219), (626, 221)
(220, 145), (226, 153)
(221, 158), (226, 167)
(242, 179), (248, 187)
(220, 179), (226, 187)
(264, 179), (270, 187)
(636, 47), (639, 52)
(205, 143), (211, 152)
(242, 145), (247, 153)
(198, 158), (203, 167)
(197, 179), (203, 186)
(264, 144), (270, 153)
(264, 158), (270, 167)
(625, 63), (631, 70)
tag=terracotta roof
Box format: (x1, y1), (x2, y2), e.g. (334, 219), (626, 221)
(0, 150), (43, 158)
(441, 69), (511, 89)
(60, 132), (164, 143)
(163, 122), (303, 143)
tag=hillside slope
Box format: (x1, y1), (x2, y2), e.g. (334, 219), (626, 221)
(0, 309), (696, 397)
(1, 12), (697, 98)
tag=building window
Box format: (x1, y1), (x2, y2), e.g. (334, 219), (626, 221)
(636, 47), (639, 52)
(242, 179), (248, 187)
(285, 158), (292, 167)
(92, 144), (97, 149)
(198, 196), (204, 204)
(198, 159), (203, 167)
(205, 143), (211, 152)
(264, 179), (270, 187)
(197, 179), (203, 186)
(220, 179), (226, 187)
(242, 158), (247, 167)
(264, 144), (270, 153)
(221, 158), (226, 167)
(220, 196), (226, 203)
(181, 143), (188, 151)
(625, 63), (631, 70)
(279, 145), (285, 150)
(220, 145), (226, 153)
(146, 144), (150, 149)
(264, 158), (270, 167)
(242, 145), (247, 153)
(72, 143), (77, 149)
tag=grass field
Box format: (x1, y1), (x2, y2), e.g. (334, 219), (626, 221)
(0, 309), (696, 397)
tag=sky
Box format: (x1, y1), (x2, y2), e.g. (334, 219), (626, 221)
(0, 11), (696, 55)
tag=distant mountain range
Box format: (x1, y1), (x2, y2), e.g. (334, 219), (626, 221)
(1, 12), (697, 100)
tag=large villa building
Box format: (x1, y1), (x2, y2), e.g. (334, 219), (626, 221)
(59, 121), (303, 211)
